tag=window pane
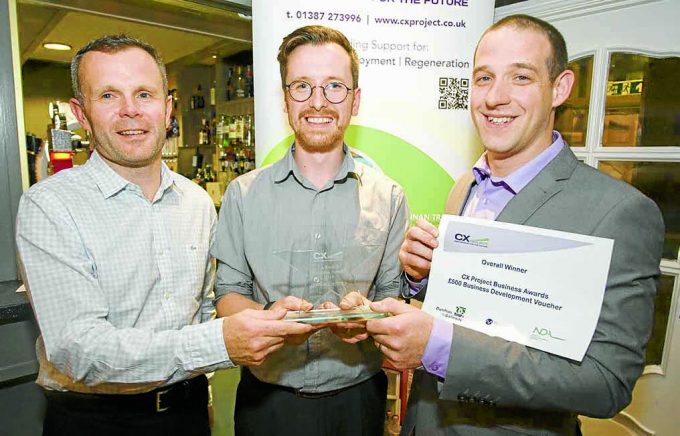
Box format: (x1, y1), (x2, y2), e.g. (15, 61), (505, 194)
(555, 56), (592, 147)
(599, 161), (680, 260)
(645, 274), (675, 366)
(603, 53), (680, 147)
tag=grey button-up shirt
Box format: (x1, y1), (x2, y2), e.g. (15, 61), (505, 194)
(212, 145), (409, 392)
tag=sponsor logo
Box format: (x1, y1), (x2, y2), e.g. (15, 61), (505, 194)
(530, 326), (565, 342)
(450, 305), (467, 321)
(485, 318), (494, 325)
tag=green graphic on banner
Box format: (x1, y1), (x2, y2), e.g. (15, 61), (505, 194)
(261, 125), (454, 224)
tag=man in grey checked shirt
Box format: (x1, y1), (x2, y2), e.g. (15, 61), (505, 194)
(15, 34), (311, 436)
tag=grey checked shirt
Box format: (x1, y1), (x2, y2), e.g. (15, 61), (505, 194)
(212, 145), (409, 393)
(16, 151), (233, 394)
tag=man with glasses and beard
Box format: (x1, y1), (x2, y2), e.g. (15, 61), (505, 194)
(212, 25), (409, 436)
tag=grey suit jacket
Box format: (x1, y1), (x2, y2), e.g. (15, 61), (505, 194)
(402, 145), (665, 435)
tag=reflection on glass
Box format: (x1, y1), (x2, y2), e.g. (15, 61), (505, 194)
(604, 53), (680, 147)
(599, 161), (680, 260)
(555, 56), (593, 147)
(645, 274), (675, 366)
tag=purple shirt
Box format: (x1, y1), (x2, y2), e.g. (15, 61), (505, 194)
(421, 132), (566, 379)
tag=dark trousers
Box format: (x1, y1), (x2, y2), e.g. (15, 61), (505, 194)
(235, 368), (387, 436)
(42, 375), (210, 436)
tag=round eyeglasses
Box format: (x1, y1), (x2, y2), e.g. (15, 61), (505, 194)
(285, 80), (353, 104)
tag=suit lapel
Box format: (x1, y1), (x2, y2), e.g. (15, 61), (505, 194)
(497, 145), (579, 225)
(445, 171), (475, 215)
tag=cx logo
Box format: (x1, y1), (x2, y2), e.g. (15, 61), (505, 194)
(454, 233), (470, 242)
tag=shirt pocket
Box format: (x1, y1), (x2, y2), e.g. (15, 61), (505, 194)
(342, 224), (386, 297)
(176, 241), (211, 302)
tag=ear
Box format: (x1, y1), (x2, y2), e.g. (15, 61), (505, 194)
(165, 94), (173, 129)
(351, 87), (361, 116)
(552, 69), (575, 108)
(283, 88), (289, 114)
(69, 97), (91, 132)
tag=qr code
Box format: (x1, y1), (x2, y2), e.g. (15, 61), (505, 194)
(438, 78), (469, 110)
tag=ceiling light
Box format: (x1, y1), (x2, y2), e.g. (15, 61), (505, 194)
(43, 42), (72, 51)
(212, 55), (217, 59)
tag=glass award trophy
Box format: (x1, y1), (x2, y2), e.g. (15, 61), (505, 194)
(273, 234), (389, 324)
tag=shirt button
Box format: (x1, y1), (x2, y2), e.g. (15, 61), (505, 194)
(314, 233), (321, 240)
(164, 292), (170, 299)
(313, 277), (320, 283)
(431, 364), (440, 372)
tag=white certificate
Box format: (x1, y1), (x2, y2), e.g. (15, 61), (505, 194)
(423, 215), (614, 361)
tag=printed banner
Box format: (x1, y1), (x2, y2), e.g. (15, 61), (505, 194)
(252, 0), (494, 223)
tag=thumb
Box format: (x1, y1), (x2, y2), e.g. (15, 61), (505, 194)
(417, 218), (439, 237)
(370, 297), (415, 315)
(246, 307), (287, 320)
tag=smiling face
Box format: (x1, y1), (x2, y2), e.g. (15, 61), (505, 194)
(69, 47), (171, 170)
(471, 26), (573, 174)
(283, 43), (360, 153)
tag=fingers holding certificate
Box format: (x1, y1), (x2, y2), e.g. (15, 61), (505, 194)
(399, 218), (439, 280)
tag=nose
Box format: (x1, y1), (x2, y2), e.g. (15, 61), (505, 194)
(308, 86), (327, 111)
(484, 79), (511, 108)
(119, 95), (141, 117)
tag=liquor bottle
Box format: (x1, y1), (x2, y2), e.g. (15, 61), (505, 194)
(204, 164), (215, 183)
(244, 114), (253, 149)
(225, 67), (234, 101)
(190, 85), (205, 110)
(192, 167), (205, 188)
(198, 119), (211, 145)
(228, 116), (237, 143)
(235, 115), (244, 143)
(192, 145), (203, 174)
(210, 81), (216, 106)
(245, 65), (254, 98)
(210, 116), (217, 146)
(216, 114), (226, 148)
(234, 66), (246, 99)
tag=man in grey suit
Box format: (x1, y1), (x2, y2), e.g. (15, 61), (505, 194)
(367, 14), (665, 435)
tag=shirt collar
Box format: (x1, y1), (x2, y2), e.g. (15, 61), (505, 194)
(273, 143), (361, 188)
(472, 131), (565, 195)
(85, 150), (177, 199)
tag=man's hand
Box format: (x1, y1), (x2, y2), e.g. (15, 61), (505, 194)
(320, 291), (370, 343)
(269, 295), (313, 312)
(269, 296), (323, 345)
(366, 298), (433, 370)
(399, 218), (439, 280)
(222, 308), (313, 366)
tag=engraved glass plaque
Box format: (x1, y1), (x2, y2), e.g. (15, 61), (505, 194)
(273, 227), (389, 324)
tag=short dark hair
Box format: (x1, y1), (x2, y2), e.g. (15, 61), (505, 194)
(71, 34), (167, 102)
(277, 25), (359, 89)
(482, 14), (568, 82)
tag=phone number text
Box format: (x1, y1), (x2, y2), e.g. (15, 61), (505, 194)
(286, 10), (363, 23)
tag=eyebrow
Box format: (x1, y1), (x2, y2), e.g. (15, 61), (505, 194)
(511, 62), (540, 72)
(472, 65), (491, 76)
(289, 75), (349, 84)
(90, 84), (160, 95)
(472, 62), (540, 76)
